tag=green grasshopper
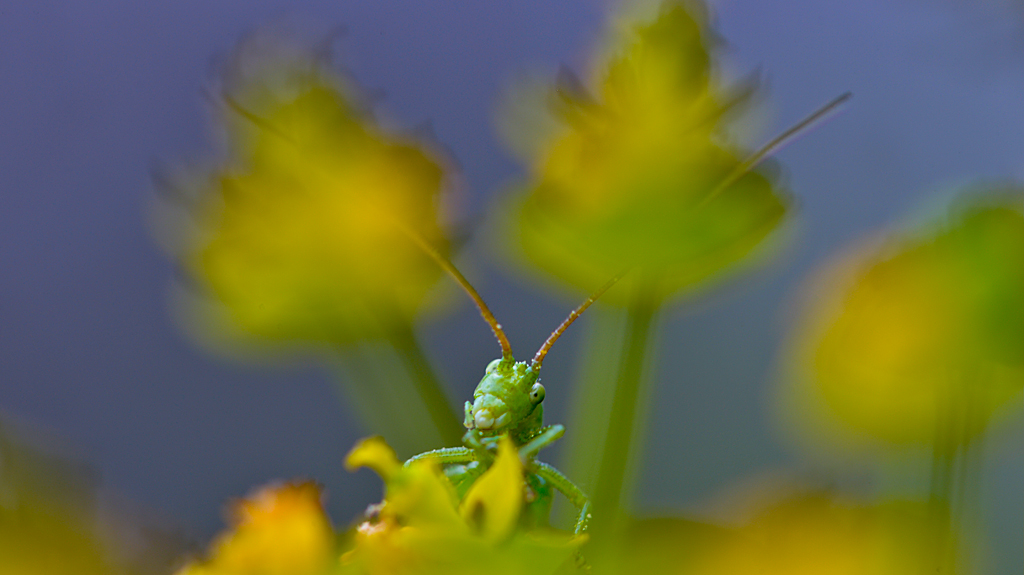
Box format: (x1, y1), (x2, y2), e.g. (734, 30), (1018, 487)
(402, 232), (622, 535)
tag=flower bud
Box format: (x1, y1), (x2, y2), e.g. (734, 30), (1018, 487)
(161, 35), (455, 347)
(499, 2), (789, 302)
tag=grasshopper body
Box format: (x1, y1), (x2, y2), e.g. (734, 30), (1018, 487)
(407, 356), (591, 534)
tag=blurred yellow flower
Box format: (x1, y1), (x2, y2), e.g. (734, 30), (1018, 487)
(784, 191), (1024, 447)
(341, 436), (583, 575)
(0, 428), (116, 575)
(167, 39), (454, 346)
(500, 0), (789, 301)
(688, 494), (945, 575)
(175, 481), (336, 575)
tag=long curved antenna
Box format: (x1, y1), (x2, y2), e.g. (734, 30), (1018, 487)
(532, 269), (629, 370)
(210, 91), (297, 143)
(399, 227), (513, 361)
(699, 92), (852, 207)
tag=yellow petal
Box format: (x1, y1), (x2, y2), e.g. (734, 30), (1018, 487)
(345, 436), (401, 482)
(386, 460), (466, 530)
(341, 435), (585, 575)
(190, 481), (335, 575)
(459, 436), (523, 542)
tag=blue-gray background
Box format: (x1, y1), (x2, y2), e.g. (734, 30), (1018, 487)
(1, 0), (1021, 572)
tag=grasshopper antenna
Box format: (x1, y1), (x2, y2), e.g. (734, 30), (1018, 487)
(400, 227), (513, 362)
(532, 269), (628, 370)
(699, 92), (852, 207)
(205, 90), (297, 143)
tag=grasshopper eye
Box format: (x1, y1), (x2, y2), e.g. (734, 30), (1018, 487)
(529, 383), (545, 404)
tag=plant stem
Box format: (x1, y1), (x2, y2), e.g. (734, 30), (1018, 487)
(591, 294), (658, 533)
(928, 386), (964, 575)
(386, 321), (464, 446)
(558, 308), (626, 527)
(927, 425), (955, 524)
(330, 349), (418, 453)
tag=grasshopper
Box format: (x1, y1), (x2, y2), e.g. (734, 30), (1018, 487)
(402, 232), (622, 535)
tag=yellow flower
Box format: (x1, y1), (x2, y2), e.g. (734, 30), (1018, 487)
(687, 494), (945, 575)
(0, 426), (116, 575)
(500, 1), (789, 301)
(783, 191), (1024, 448)
(175, 481), (337, 575)
(164, 37), (454, 346)
(341, 437), (584, 575)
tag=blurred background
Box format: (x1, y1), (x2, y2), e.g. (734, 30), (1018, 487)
(1, 0), (1021, 572)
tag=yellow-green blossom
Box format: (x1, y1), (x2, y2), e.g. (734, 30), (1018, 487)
(501, 1), (788, 301)
(175, 481), (337, 575)
(341, 436), (584, 575)
(686, 494), (945, 575)
(0, 425), (117, 575)
(783, 191), (1024, 448)
(166, 39), (454, 346)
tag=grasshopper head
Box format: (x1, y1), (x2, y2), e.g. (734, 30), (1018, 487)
(464, 358), (545, 435)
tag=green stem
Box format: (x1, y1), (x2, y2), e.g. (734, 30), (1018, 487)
(330, 348), (418, 453)
(557, 307), (626, 528)
(946, 375), (984, 574)
(927, 425), (955, 525)
(927, 383), (967, 575)
(591, 294), (658, 532)
(928, 414), (956, 560)
(386, 322), (464, 446)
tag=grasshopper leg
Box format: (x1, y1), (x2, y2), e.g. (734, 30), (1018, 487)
(405, 447), (483, 498)
(518, 424), (565, 461)
(532, 460), (591, 535)
(462, 428), (499, 465)
(404, 446), (476, 466)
